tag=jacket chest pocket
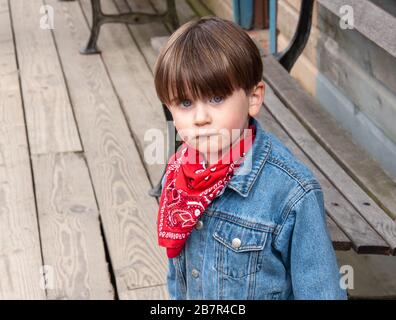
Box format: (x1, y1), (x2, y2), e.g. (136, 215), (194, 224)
(212, 218), (268, 278)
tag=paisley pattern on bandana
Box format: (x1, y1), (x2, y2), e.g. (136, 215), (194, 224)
(157, 124), (256, 258)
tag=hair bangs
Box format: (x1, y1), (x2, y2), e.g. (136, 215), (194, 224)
(154, 16), (263, 106)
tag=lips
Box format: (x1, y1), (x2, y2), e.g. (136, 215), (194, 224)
(196, 133), (218, 139)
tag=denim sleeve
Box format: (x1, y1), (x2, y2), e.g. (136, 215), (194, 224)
(161, 175), (165, 190)
(166, 259), (177, 300)
(161, 173), (167, 190)
(287, 187), (348, 300)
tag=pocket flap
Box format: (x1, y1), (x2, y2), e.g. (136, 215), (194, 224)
(213, 219), (268, 252)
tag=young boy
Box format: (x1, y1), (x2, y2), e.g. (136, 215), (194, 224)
(154, 16), (347, 300)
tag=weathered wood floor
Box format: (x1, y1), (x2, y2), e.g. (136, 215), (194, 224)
(0, 0), (201, 299)
(2, 0), (396, 300)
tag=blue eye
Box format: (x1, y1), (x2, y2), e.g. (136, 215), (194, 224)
(210, 96), (224, 104)
(180, 99), (192, 108)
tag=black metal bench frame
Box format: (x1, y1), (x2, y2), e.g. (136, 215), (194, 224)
(61, 0), (180, 54)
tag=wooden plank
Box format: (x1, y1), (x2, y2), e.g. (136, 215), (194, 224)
(261, 61), (396, 255)
(80, 0), (169, 187)
(119, 284), (169, 299)
(318, 0), (396, 58)
(279, 0), (396, 104)
(48, 0), (168, 298)
(147, 0), (200, 68)
(326, 216), (352, 251)
(276, 33), (396, 184)
(123, 0), (199, 71)
(114, 0), (170, 72)
(258, 104), (389, 254)
(120, 0), (200, 68)
(259, 108), (353, 251)
(257, 111), (352, 251)
(337, 250), (396, 298)
(10, 0), (82, 155)
(263, 56), (396, 222)
(0, 0), (45, 299)
(316, 33), (396, 144)
(32, 152), (114, 299)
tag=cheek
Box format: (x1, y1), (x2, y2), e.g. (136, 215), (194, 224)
(221, 99), (249, 126)
(219, 110), (248, 131)
(170, 111), (184, 129)
(173, 117), (193, 141)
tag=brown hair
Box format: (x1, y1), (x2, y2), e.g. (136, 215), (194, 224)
(154, 16), (263, 106)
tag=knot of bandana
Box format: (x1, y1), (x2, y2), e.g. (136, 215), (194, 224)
(157, 124), (256, 258)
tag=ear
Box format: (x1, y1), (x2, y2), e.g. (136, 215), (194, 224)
(248, 81), (265, 117)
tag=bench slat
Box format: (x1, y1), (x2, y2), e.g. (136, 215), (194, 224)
(263, 55), (396, 222)
(258, 103), (389, 254)
(261, 72), (396, 255)
(258, 110), (353, 251)
(326, 216), (353, 251)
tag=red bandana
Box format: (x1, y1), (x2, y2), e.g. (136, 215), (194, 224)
(157, 123), (256, 258)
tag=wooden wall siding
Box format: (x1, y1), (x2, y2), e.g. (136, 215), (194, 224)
(276, 0), (396, 179)
(318, 0), (396, 58)
(281, 0), (396, 94)
(279, 2), (396, 142)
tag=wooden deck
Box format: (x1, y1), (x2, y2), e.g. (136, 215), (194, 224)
(0, 0), (201, 300)
(1, 0), (396, 300)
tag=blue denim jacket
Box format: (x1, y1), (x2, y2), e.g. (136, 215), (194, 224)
(161, 116), (347, 300)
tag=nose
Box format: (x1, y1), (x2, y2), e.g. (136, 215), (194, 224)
(193, 102), (211, 126)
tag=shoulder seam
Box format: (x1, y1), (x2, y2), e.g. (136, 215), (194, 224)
(266, 157), (319, 191)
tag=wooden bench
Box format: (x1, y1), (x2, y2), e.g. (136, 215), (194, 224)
(260, 55), (396, 255)
(149, 0), (396, 256)
(66, 0), (180, 54)
(259, 0), (396, 255)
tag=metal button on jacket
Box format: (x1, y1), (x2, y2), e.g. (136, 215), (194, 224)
(195, 221), (204, 230)
(191, 269), (200, 278)
(231, 238), (242, 249)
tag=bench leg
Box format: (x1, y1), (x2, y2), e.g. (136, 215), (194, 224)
(80, 0), (180, 55)
(276, 0), (314, 71)
(81, 0), (103, 54)
(164, 0), (180, 31)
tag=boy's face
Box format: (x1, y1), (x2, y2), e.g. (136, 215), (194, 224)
(167, 81), (265, 165)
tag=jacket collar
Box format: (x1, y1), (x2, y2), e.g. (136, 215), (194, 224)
(226, 116), (272, 197)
